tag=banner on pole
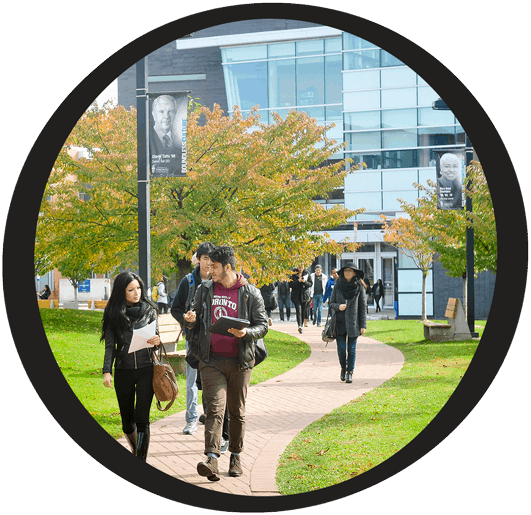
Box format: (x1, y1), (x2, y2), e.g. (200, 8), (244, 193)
(435, 149), (465, 210)
(149, 92), (188, 177)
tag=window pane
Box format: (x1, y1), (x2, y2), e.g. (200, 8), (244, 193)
(417, 86), (439, 106)
(296, 39), (324, 56)
(382, 129), (417, 149)
(343, 69), (380, 91)
(343, 50), (380, 70)
(381, 88), (416, 108)
(381, 108), (417, 128)
(268, 59), (295, 108)
(343, 33), (377, 50)
(302, 106), (325, 122)
(383, 190), (418, 210)
(268, 42), (295, 58)
(381, 50), (404, 67)
(418, 107), (455, 126)
(344, 111), (380, 131)
(297, 57), (325, 105)
(346, 171), (381, 191)
(381, 67), (416, 88)
(350, 152), (382, 170)
(346, 131), (381, 151)
(344, 90), (380, 111)
(325, 37), (342, 53)
(224, 62), (268, 110)
(325, 55), (342, 103)
(326, 106), (342, 121)
(346, 191), (382, 211)
(418, 168), (436, 188)
(383, 169), (418, 189)
(222, 45), (267, 63)
(383, 149), (419, 169)
(418, 126), (459, 147)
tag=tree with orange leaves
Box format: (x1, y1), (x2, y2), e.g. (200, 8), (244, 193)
(37, 101), (363, 287)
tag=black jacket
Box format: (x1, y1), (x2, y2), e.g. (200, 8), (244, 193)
(102, 303), (158, 374)
(330, 282), (367, 338)
(185, 279), (268, 369)
(171, 265), (203, 334)
(289, 270), (312, 304)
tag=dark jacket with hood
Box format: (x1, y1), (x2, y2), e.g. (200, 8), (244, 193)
(102, 301), (158, 374)
(185, 274), (268, 369)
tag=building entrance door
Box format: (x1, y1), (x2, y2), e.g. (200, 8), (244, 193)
(382, 257), (395, 308)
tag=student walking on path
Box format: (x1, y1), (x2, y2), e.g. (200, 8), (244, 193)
(117, 317), (404, 494)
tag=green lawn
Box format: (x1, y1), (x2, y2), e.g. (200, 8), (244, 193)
(276, 319), (485, 494)
(40, 309), (310, 439)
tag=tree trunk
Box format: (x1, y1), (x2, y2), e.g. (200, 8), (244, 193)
(174, 257), (193, 291)
(462, 273), (467, 320)
(422, 270), (428, 321)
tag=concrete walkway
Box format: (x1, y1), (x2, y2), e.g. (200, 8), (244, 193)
(117, 317), (404, 496)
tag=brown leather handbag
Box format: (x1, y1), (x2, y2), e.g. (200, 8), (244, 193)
(152, 343), (179, 411)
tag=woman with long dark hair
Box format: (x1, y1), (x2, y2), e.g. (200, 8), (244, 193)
(329, 262), (367, 384)
(101, 272), (161, 460)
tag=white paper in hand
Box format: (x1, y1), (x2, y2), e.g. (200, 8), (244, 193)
(128, 320), (157, 353)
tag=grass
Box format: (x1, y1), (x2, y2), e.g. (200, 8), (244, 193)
(40, 309), (310, 439)
(276, 319), (486, 495)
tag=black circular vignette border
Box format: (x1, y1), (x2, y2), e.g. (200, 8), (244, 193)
(2, 3), (527, 513)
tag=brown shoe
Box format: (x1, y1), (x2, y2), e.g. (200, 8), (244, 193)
(197, 456), (220, 481)
(229, 453), (243, 477)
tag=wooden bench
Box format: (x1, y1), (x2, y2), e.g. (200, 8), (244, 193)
(423, 298), (471, 342)
(158, 313), (187, 374)
(38, 299), (55, 308)
(90, 300), (108, 310)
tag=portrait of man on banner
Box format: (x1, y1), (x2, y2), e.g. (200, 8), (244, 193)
(436, 150), (465, 210)
(149, 92), (188, 177)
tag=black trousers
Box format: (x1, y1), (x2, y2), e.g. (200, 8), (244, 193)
(114, 367), (154, 434)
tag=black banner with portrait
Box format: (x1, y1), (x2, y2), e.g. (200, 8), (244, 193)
(149, 92), (188, 177)
(435, 149), (465, 210)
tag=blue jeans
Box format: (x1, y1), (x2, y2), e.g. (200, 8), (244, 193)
(313, 294), (323, 325)
(185, 340), (198, 423)
(278, 295), (291, 321)
(336, 334), (358, 372)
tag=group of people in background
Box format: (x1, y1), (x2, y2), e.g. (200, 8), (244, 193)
(99, 244), (386, 480)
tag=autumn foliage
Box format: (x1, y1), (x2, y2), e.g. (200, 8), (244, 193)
(37, 101), (363, 286)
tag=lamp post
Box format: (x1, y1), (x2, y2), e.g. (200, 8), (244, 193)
(136, 58), (151, 292)
(433, 98), (478, 337)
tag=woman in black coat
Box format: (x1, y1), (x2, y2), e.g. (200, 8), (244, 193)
(102, 272), (161, 460)
(373, 279), (383, 312)
(289, 265), (312, 334)
(329, 262), (367, 384)
(260, 283), (277, 326)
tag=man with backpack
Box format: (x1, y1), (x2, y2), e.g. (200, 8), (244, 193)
(183, 245), (268, 481)
(171, 242), (215, 435)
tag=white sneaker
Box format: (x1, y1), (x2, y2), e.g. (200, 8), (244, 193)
(220, 437), (229, 453)
(183, 420), (197, 435)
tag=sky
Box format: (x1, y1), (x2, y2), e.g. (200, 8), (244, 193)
(95, 80), (118, 106)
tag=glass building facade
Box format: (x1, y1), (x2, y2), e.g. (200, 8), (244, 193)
(219, 30), (465, 224)
(137, 22), (486, 315)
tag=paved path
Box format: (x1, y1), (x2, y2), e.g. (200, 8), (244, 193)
(117, 319), (404, 495)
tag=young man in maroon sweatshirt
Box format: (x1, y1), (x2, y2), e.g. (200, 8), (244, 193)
(183, 245), (268, 481)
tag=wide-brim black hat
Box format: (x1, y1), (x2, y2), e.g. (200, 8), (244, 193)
(338, 262), (364, 280)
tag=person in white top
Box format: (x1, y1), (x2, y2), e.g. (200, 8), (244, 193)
(309, 265), (328, 327)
